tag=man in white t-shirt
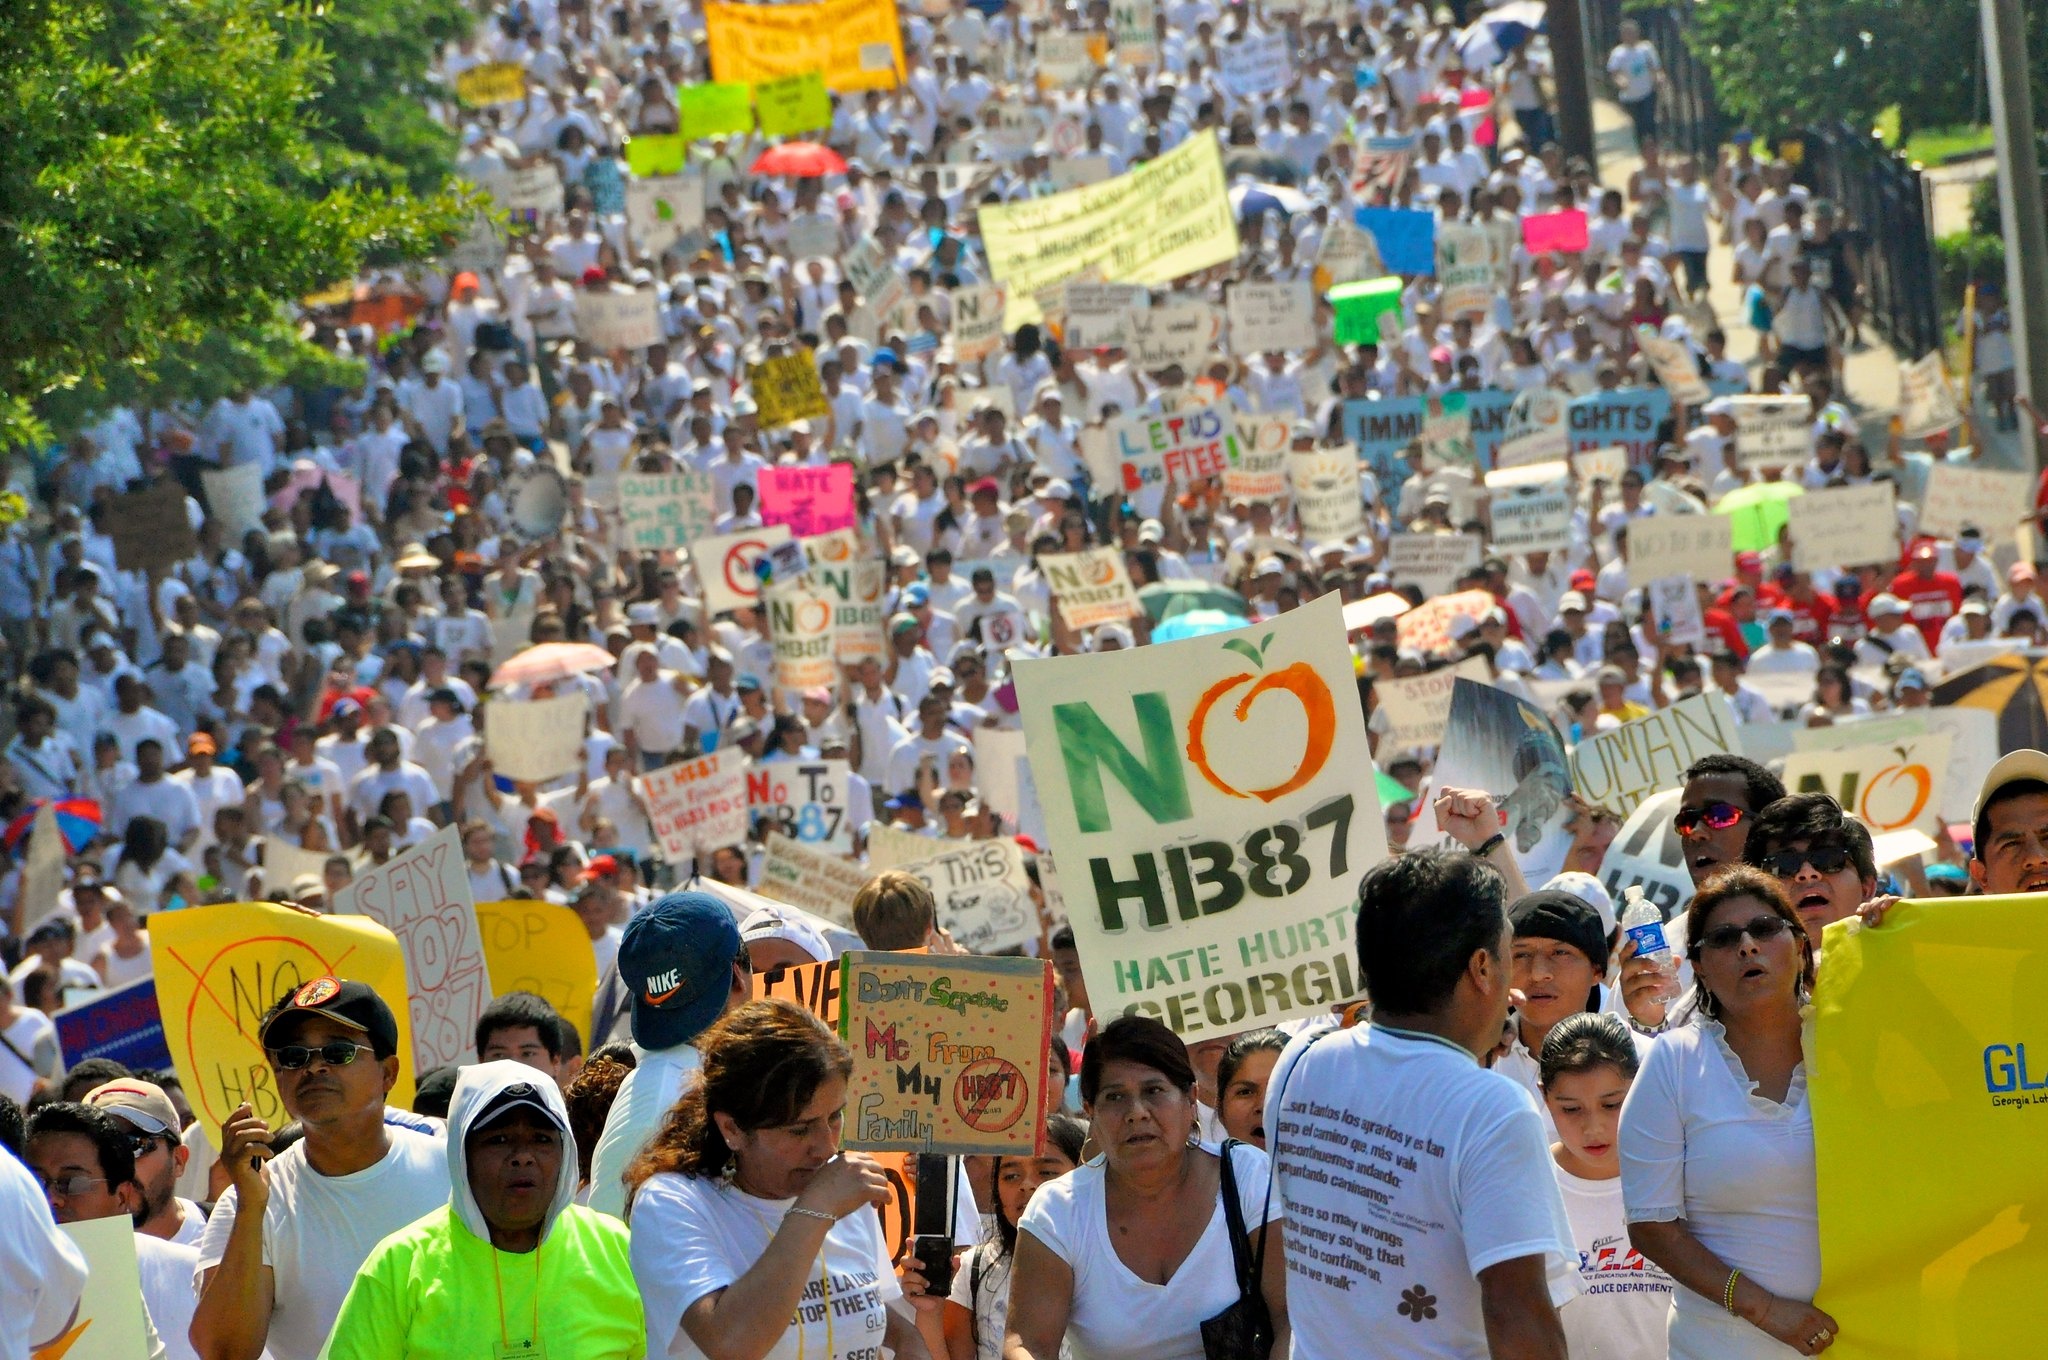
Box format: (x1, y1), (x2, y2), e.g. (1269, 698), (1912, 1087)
(1267, 804), (1577, 1360)
(192, 977), (446, 1360)
(0, 1140), (90, 1360)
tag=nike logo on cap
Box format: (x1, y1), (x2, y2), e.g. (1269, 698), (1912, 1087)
(643, 967), (683, 1006)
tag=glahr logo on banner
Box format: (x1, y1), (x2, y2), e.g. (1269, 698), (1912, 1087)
(1983, 1042), (2048, 1106)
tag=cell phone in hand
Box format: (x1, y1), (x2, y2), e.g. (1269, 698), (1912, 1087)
(912, 1233), (955, 1297)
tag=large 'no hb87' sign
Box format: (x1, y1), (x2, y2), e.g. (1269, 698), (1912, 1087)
(1014, 592), (1382, 1039)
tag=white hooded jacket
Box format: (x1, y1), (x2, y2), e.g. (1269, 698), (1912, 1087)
(446, 1059), (581, 1247)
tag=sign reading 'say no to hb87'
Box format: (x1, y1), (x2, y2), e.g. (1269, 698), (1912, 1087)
(1015, 592), (1382, 1039)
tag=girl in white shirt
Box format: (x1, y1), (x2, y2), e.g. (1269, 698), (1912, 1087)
(943, 1113), (1086, 1360)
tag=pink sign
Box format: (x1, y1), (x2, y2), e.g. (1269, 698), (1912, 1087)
(1522, 210), (1589, 255)
(759, 464), (855, 538)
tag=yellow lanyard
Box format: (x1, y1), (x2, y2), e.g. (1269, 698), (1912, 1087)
(491, 1238), (543, 1355)
(740, 1191), (835, 1360)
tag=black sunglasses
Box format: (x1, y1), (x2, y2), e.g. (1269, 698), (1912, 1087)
(268, 1041), (373, 1070)
(1758, 844), (1852, 878)
(1697, 914), (1795, 952)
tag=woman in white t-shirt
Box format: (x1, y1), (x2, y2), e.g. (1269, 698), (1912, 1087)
(944, 1113), (1086, 1360)
(1006, 1016), (1279, 1360)
(1621, 867), (1837, 1358)
(625, 998), (943, 1360)
(93, 899), (155, 990)
(1542, 1011), (1673, 1358)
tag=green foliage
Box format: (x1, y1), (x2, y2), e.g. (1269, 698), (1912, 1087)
(1934, 229), (2006, 314)
(1970, 174), (2001, 237)
(288, 0), (473, 196)
(0, 0), (468, 448)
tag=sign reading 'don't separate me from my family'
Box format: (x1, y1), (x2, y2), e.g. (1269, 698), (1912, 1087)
(1016, 592), (1383, 1038)
(838, 951), (1056, 1155)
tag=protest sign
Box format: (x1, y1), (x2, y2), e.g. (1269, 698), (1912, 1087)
(1036, 30), (1095, 86)
(704, 0), (905, 92)
(1626, 513), (1734, 587)
(1520, 209), (1588, 254)
(972, 726), (1033, 832)
(1217, 32), (1291, 96)
(455, 61), (527, 106)
(1313, 217), (1384, 290)
(445, 210), (507, 274)
(755, 71), (833, 135)
(505, 462), (568, 542)
(257, 835), (331, 897)
(624, 134), (686, 177)
(151, 901), (415, 1139)
(1108, 0), (1159, 65)
(1420, 391), (1476, 468)
(618, 470), (718, 550)
(1015, 593), (1382, 1038)
(481, 162), (563, 214)
(1328, 275), (1404, 349)
(1436, 222), (1495, 319)
(55, 977), (169, 1072)
(1356, 133), (1417, 192)
(1636, 327), (1711, 405)
(1780, 732), (1952, 839)
(1410, 678), (1574, 882)
(1041, 548), (1140, 628)
(765, 577), (838, 689)
(747, 348), (830, 427)
(1571, 444), (1629, 485)
(574, 289), (662, 351)
(1646, 573), (1705, 647)
(951, 283), (1007, 363)
(1918, 464), (2031, 538)
(1342, 593), (1411, 632)
(625, 174), (706, 257)
(1897, 350), (1963, 437)
(1810, 895), (2048, 1360)
(1726, 394), (1811, 468)
(759, 463), (856, 537)
(48, 1215), (150, 1360)
(1567, 387), (1671, 463)
(643, 749), (751, 862)
(332, 824), (493, 1072)
(787, 216), (839, 261)
(1226, 279), (1314, 354)
(1062, 280), (1148, 348)
(693, 524), (795, 614)
(475, 899), (598, 1045)
(1595, 788), (1692, 918)
(679, 81), (755, 140)
(483, 692), (589, 784)
(1126, 301), (1222, 371)
(1287, 447), (1365, 542)
(1355, 207), (1436, 275)
(19, 801), (64, 935)
(977, 133), (1235, 326)
(748, 760), (855, 852)
(1375, 655), (1491, 751)
(1786, 483), (1898, 571)
(201, 462), (267, 544)
(1110, 400), (1241, 505)
(1386, 532), (1482, 598)
(1570, 693), (1742, 818)
(1223, 414), (1290, 503)
(815, 554), (888, 662)
(107, 480), (198, 573)
(758, 833), (869, 924)
(1495, 386), (1570, 468)
(1483, 460), (1574, 552)
(880, 836), (1039, 954)
(1048, 156), (1114, 190)
(840, 952), (1055, 1154)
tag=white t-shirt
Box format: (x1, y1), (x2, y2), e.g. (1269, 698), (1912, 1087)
(1266, 1025), (1579, 1360)
(587, 1044), (703, 1220)
(1017, 1141), (1278, 1360)
(629, 1172), (904, 1360)
(138, 1232), (201, 1360)
(0, 1007), (59, 1103)
(193, 1126), (447, 1360)
(1553, 1166), (1674, 1359)
(0, 1150), (89, 1360)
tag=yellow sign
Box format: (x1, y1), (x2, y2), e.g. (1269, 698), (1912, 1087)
(747, 347), (831, 427)
(150, 902), (415, 1142)
(455, 61), (528, 107)
(1810, 895), (2048, 1358)
(476, 900), (599, 1047)
(704, 0), (904, 93)
(977, 133), (1238, 327)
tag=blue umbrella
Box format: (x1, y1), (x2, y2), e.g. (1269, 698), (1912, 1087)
(1151, 609), (1253, 643)
(1457, 0), (1546, 66)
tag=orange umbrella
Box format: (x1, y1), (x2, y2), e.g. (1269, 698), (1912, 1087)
(749, 142), (848, 177)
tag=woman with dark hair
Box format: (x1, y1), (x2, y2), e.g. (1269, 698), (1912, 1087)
(110, 814), (195, 914)
(1004, 1016), (1277, 1360)
(1214, 1030), (1287, 1149)
(760, 714), (811, 762)
(944, 1112), (1087, 1360)
(1621, 867), (1835, 1358)
(625, 998), (939, 1360)
(1795, 664), (1868, 725)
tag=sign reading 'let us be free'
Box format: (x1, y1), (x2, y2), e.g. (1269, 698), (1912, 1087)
(1016, 593), (1384, 1039)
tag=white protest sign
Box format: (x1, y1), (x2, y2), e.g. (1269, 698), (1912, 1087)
(1636, 326), (1711, 405)
(787, 216), (840, 262)
(1627, 513), (1734, 587)
(1436, 222), (1495, 320)
(1288, 448), (1365, 542)
(747, 759), (854, 853)
(951, 283), (1008, 363)
(692, 524), (796, 614)
(643, 749), (750, 862)
(881, 835), (1040, 953)
(1495, 386), (1570, 467)
(574, 289), (662, 351)
(1387, 531), (1483, 597)
(1108, 400), (1240, 515)
(1780, 731), (1953, 839)
(1109, 0), (1159, 66)
(1218, 31), (1292, 96)
(1787, 483), (1898, 572)
(1227, 279), (1315, 354)
(1049, 156), (1114, 190)
(1036, 29), (1095, 86)
(1062, 280), (1149, 349)
(1646, 574), (1705, 647)
(56, 1215), (153, 1360)
(1420, 394), (1476, 469)
(480, 162), (562, 214)
(1727, 395), (1811, 469)
(625, 174), (706, 258)
(1314, 217), (1383, 287)
(1375, 655), (1491, 751)
(331, 823), (492, 1070)
(1041, 548), (1141, 629)
(1572, 444), (1629, 485)
(757, 833), (870, 925)
(1898, 351), (1963, 437)
(618, 470), (718, 550)
(1015, 593), (1381, 1038)
(1570, 693), (1743, 818)
(259, 835), (333, 895)
(1483, 460), (1573, 553)
(1597, 788), (1693, 919)
(984, 100), (1048, 157)
(1918, 464), (2032, 538)
(840, 239), (894, 298)
(765, 577), (839, 690)
(202, 463), (268, 544)
(484, 692), (589, 784)
(1223, 414), (1291, 504)
(1127, 301), (1222, 371)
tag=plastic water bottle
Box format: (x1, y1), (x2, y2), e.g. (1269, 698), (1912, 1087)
(1619, 886), (1678, 1001)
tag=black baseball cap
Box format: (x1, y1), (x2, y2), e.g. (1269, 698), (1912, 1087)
(259, 976), (402, 1059)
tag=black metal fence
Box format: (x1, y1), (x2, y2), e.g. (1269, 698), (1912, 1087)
(1581, 1), (1726, 160)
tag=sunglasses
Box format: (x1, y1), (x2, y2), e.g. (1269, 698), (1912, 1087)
(268, 1041), (374, 1070)
(1674, 801), (1746, 835)
(1698, 914), (1795, 952)
(1758, 844), (1852, 878)
(34, 1173), (109, 1200)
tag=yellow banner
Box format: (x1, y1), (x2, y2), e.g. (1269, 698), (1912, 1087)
(704, 0), (904, 93)
(476, 900), (599, 1047)
(748, 348), (831, 427)
(1810, 895), (2048, 1358)
(977, 133), (1238, 327)
(150, 902), (414, 1142)
(455, 61), (528, 107)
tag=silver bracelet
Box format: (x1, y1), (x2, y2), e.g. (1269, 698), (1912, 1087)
(784, 1205), (837, 1226)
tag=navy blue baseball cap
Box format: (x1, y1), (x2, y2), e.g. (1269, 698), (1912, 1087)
(618, 891), (742, 1051)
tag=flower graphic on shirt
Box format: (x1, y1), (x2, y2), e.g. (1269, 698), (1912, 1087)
(1398, 1285), (1438, 1322)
